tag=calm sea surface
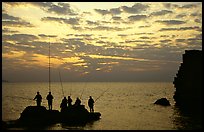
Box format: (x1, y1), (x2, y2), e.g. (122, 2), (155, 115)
(2, 82), (198, 130)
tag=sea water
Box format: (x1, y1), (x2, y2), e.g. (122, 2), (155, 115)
(2, 82), (199, 130)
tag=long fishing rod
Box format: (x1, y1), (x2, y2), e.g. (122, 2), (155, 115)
(80, 82), (87, 99)
(95, 87), (110, 103)
(58, 69), (65, 97)
(6, 95), (33, 101)
(48, 40), (51, 93)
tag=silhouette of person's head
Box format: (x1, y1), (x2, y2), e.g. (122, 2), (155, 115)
(37, 92), (40, 95)
(49, 92), (51, 94)
(64, 97), (66, 99)
(90, 96), (92, 99)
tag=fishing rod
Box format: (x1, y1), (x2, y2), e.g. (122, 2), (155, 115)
(6, 95), (33, 101)
(58, 69), (65, 97)
(48, 40), (51, 93)
(80, 82), (87, 99)
(95, 87), (110, 103)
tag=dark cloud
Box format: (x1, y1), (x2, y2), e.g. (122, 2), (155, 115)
(160, 35), (169, 38)
(150, 10), (173, 16)
(190, 12), (202, 17)
(118, 34), (128, 37)
(160, 39), (172, 43)
(109, 7), (122, 15)
(138, 25), (151, 28)
(133, 33), (153, 35)
(121, 3), (149, 14)
(176, 13), (186, 18)
(2, 28), (19, 34)
(5, 2), (77, 15)
(85, 26), (131, 31)
(159, 26), (200, 31)
(179, 3), (199, 9)
(140, 36), (150, 39)
(41, 16), (79, 25)
(2, 13), (34, 27)
(128, 15), (147, 21)
(94, 9), (110, 15)
(112, 16), (122, 21)
(162, 3), (179, 9)
(3, 34), (38, 43)
(86, 20), (100, 26)
(175, 39), (186, 42)
(125, 40), (152, 43)
(194, 18), (201, 23)
(155, 20), (186, 25)
(38, 34), (57, 38)
(74, 34), (92, 37)
(71, 26), (84, 31)
(94, 3), (149, 15)
(2, 13), (21, 21)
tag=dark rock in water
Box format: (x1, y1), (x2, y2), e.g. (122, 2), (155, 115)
(173, 50), (202, 116)
(6, 105), (101, 128)
(18, 106), (60, 126)
(154, 98), (170, 106)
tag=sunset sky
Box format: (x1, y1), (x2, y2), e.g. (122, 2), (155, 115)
(2, 2), (202, 82)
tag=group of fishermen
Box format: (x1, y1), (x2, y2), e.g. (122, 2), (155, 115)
(33, 91), (95, 112)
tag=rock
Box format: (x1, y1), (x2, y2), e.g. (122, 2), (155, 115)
(173, 50), (202, 115)
(154, 98), (170, 106)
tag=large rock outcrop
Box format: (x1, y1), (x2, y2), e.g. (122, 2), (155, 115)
(173, 50), (202, 115)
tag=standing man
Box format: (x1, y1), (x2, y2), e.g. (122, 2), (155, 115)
(88, 96), (94, 112)
(67, 96), (72, 107)
(34, 91), (42, 107)
(46, 92), (54, 110)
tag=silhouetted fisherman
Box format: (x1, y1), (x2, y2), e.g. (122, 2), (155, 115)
(68, 96), (72, 107)
(33, 91), (42, 106)
(88, 96), (95, 112)
(60, 97), (68, 111)
(46, 92), (54, 110)
(74, 97), (81, 106)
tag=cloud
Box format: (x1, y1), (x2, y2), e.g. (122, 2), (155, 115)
(150, 10), (173, 16)
(85, 25), (131, 31)
(109, 7), (122, 15)
(94, 3), (149, 15)
(38, 34), (57, 38)
(159, 26), (200, 31)
(155, 20), (186, 25)
(5, 2), (78, 15)
(138, 25), (151, 28)
(194, 18), (201, 23)
(121, 3), (149, 14)
(162, 3), (179, 9)
(160, 39), (172, 43)
(74, 34), (92, 37)
(112, 16), (122, 21)
(3, 34), (38, 42)
(128, 15), (147, 21)
(2, 13), (34, 27)
(94, 9), (110, 15)
(86, 20), (100, 26)
(179, 3), (199, 9)
(2, 28), (19, 34)
(175, 13), (186, 18)
(41, 16), (80, 25)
